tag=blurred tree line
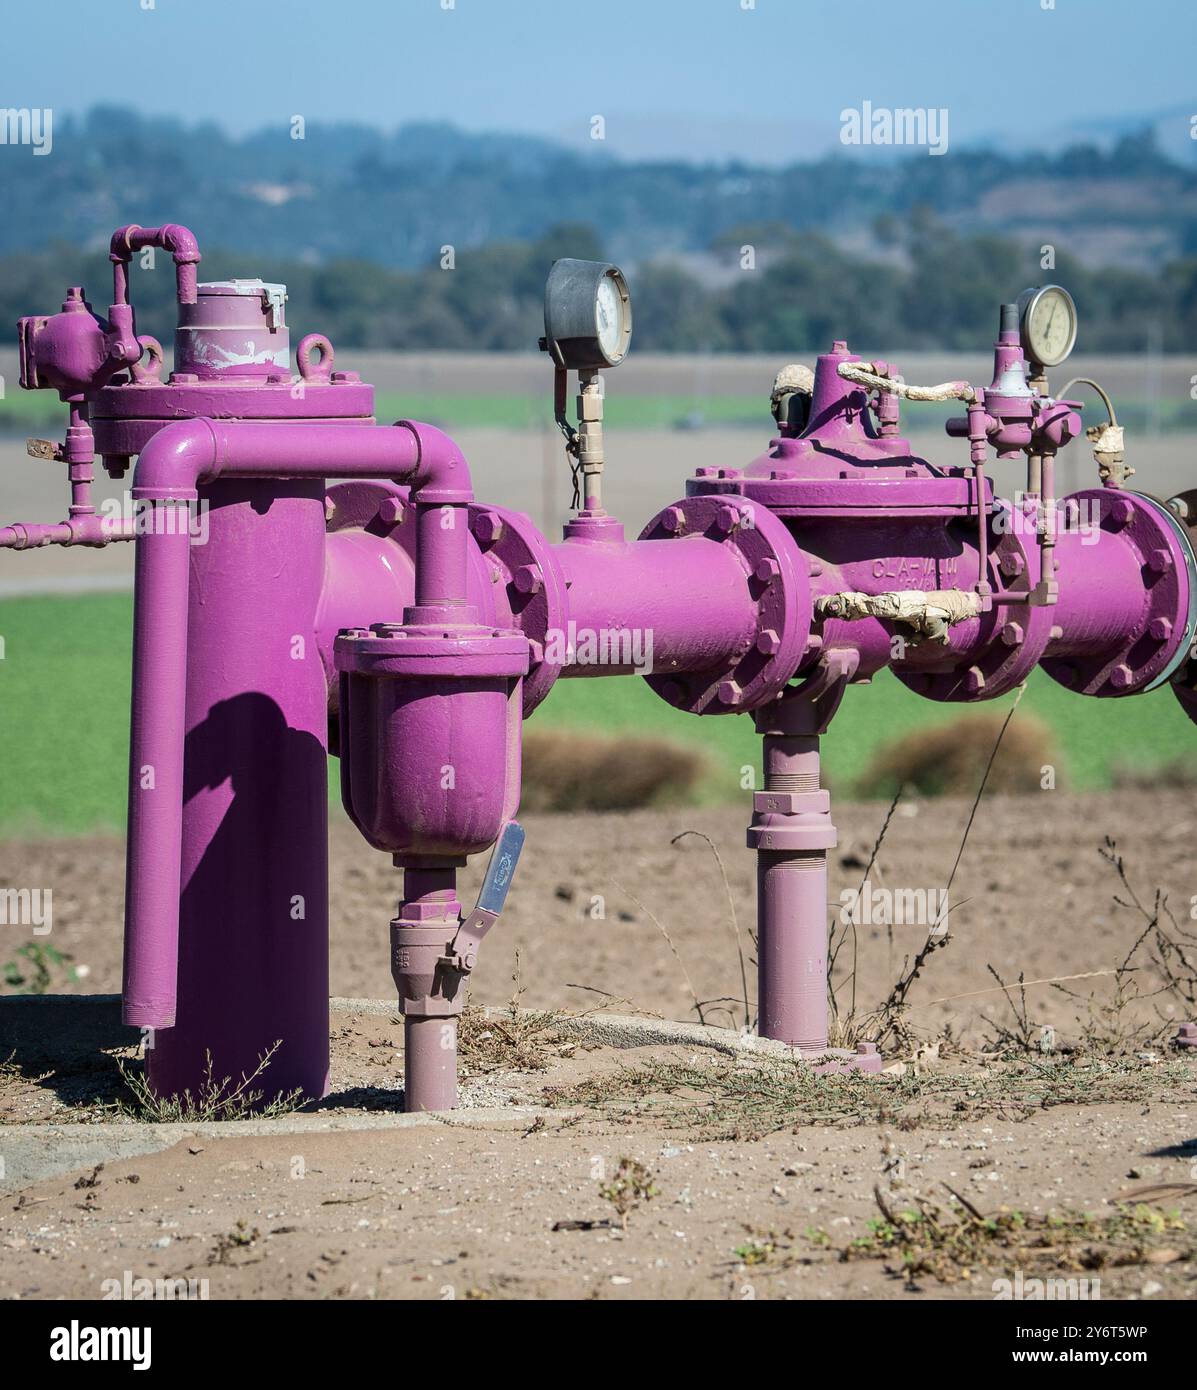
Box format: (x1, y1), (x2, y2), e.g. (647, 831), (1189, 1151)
(2, 212), (1194, 356)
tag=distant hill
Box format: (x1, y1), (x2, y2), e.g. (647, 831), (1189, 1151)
(2, 107), (1195, 273)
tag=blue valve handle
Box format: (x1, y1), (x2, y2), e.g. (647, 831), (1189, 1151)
(477, 821), (525, 916)
(444, 821), (525, 974)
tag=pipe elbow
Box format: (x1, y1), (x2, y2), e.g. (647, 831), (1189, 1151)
(110, 224), (202, 304)
(110, 223), (201, 264)
(157, 224), (201, 264)
(395, 420), (473, 505)
(108, 224), (140, 261)
(131, 418), (219, 500)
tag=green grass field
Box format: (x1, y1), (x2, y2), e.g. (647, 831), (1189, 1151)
(0, 592), (1192, 836)
(1, 390), (1191, 437)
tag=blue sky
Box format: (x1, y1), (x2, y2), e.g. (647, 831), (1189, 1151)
(0, 0), (1193, 162)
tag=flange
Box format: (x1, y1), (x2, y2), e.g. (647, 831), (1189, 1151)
(1041, 490), (1195, 697)
(467, 502), (568, 715)
(334, 624), (529, 679)
(638, 493), (811, 714)
(895, 497), (1054, 703)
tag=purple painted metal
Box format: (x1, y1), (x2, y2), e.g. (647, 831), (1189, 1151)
(122, 415), (477, 1033)
(392, 868), (466, 1112)
(147, 475), (332, 1099)
(9, 223), (1197, 1108)
(750, 655), (852, 1050)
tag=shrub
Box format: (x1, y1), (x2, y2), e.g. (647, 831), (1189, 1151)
(856, 711), (1059, 797)
(521, 728), (705, 812)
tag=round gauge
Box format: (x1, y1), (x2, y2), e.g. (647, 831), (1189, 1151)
(542, 259), (633, 369)
(1018, 285), (1078, 368)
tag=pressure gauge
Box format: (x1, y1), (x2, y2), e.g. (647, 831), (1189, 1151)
(1017, 285), (1078, 369)
(542, 259), (632, 369)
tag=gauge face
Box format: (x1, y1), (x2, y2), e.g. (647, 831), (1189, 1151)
(1020, 285), (1078, 368)
(595, 274), (626, 361)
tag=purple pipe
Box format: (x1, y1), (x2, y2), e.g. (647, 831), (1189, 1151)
(553, 536), (758, 676)
(750, 696), (838, 1049)
(149, 478), (331, 1099)
(122, 501), (192, 1026)
(122, 417), (475, 1033)
(395, 868), (462, 1113)
(110, 224), (202, 305)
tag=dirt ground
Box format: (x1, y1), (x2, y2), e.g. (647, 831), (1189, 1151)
(2, 790), (1197, 1300)
(5, 789), (1197, 1037)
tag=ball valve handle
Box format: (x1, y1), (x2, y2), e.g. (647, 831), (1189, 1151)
(442, 821), (526, 976)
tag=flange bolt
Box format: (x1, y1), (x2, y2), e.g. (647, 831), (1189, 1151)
(717, 679), (743, 706)
(1108, 498), (1134, 530)
(471, 510), (504, 545)
(513, 564), (542, 595)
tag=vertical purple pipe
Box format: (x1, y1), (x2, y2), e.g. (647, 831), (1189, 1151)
(395, 867), (461, 1111)
(413, 503), (470, 613)
(404, 1018), (458, 1113)
(147, 478), (331, 1102)
(757, 849), (828, 1048)
(756, 732), (831, 1049)
(122, 504), (191, 1027)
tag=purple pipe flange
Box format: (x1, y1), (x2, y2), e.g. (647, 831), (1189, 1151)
(638, 493), (812, 713)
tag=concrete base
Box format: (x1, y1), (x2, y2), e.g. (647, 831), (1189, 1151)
(0, 994), (885, 1194)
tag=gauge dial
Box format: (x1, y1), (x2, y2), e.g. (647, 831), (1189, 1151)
(1019, 285), (1078, 368)
(595, 274), (625, 361)
(542, 259), (633, 369)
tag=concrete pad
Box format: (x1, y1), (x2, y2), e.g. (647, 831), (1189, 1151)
(0, 993), (848, 1196)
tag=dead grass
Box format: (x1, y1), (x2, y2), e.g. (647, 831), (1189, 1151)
(543, 1052), (1195, 1141)
(834, 1183), (1192, 1286)
(111, 1042), (303, 1123)
(521, 728), (705, 812)
(856, 711), (1059, 797)
(980, 836), (1197, 1057)
(457, 1003), (586, 1075)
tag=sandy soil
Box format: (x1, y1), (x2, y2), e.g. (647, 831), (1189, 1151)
(3, 1079), (1196, 1302)
(2, 791), (1197, 1300)
(5, 789), (1197, 1038)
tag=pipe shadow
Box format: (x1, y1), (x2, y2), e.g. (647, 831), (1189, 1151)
(148, 692), (331, 1105)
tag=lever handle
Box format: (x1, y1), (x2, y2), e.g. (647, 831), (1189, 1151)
(444, 821), (525, 974)
(477, 820), (525, 916)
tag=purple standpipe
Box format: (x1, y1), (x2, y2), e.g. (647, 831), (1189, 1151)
(7, 228), (1196, 1107)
